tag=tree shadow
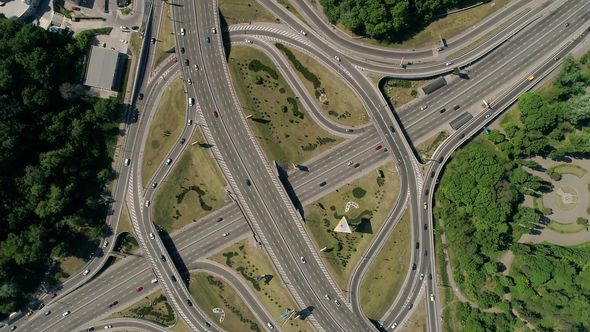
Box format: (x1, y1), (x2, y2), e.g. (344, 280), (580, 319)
(354, 217), (374, 234)
(251, 117), (271, 124)
(263, 275), (273, 285)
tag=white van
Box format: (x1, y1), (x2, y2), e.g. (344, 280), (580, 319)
(189, 98), (194, 106)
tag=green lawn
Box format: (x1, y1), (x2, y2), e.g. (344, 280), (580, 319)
(115, 233), (140, 254)
(281, 46), (369, 127)
(335, 0), (511, 49)
(404, 299), (427, 332)
(155, 4), (175, 68)
(152, 128), (228, 233)
(276, 0), (306, 23)
(117, 205), (132, 234)
(141, 78), (186, 186)
(499, 105), (523, 127)
(107, 289), (176, 326)
(228, 46), (343, 169)
(360, 208), (411, 321)
(188, 272), (263, 332)
(553, 187), (578, 211)
(415, 130), (449, 164)
(208, 239), (314, 332)
(548, 164), (588, 178)
(46, 228), (100, 287)
(546, 220), (587, 234)
(218, 0), (275, 25)
(382, 78), (428, 109)
(304, 162), (400, 291)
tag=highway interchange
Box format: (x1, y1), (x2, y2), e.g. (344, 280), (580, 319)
(9, 0), (590, 331)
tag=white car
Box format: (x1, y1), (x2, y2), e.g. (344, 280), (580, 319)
(334, 300), (341, 306)
(420, 105), (428, 110)
(423, 202), (427, 210)
(244, 39), (252, 44)
(212, 27), (216, 34)
(347, 161), (353, 166)
(430, 294), (435, 302)
(145, 200), (150, 207)
(334, 56), (340, 61)
(420, 273), (424, 280)
(194, 64), (199, 71)
(391, 322), (398, 329)
(445, 62), (453, 66)
(62, 311), (70, 317)
(188, 119), (193, 125)
(103, 241), (109, 248)
(267, 323), (274, 329)
(149, 233), (155, 240)
(300, 30), (307, 36)
(83, 269), (90, 276)
(485, 113), (491, 119)
(187, 78), (192, 85)
(222, 233), (228, 237)
(181, 28), (185, 36)
(124, 158), (130, 166)
(324, 294), (331, 301)
(300, 257), (306, 263)
(120, 26), (129, 30)
(166, 158), (172, 165)
(104, 326), (112, 330)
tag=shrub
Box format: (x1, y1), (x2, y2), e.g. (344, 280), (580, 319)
(328, 110), (338, 116)
(541, 208), (552, 215)
(332, 243), (342, 252)
(251, 75), (263, 84)
(248, 59), (279, 79)
(352, 187), (366, 198)
(280, 105), (287, 113)
(276, 43), (321, 89)
(287, 97), (304, 119)
(315, 90), (321, 98)
(279, 88), (285, 93)
(410, 90), (418, 98)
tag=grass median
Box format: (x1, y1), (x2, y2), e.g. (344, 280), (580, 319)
(107, 289), (175, 326)
(188, 272), (263, 331)
(141, 78), (186, 187)
(155, 4), (175, 67)
(304, 162), (400, 291)
(381, 78), (428, 109)
(360, 208), (411, 321)
(152, 128), (228, 233)
(218, 0), (275, 25)
(415, 130), (449, 164)
(277, 44), (369, 127)
(228, 45), (342, 169)
(209, 238), (315, 332)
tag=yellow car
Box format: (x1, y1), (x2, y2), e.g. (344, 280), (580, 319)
(528, 75), (535, 81)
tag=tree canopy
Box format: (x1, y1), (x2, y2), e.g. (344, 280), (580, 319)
(0, 15), (120, 312)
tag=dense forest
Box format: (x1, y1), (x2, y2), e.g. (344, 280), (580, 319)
(0, 15), (120, 313)
(436, 53), (590, 331)
(319, 0), (459, 41)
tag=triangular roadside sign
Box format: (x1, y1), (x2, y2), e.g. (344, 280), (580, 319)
(333, 216), (352, 233)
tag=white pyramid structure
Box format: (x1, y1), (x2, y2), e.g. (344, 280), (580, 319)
(333, 216), (352, 233)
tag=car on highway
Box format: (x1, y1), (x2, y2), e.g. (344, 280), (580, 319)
(10, 326), (15, 331)
(166, 158), (172, 165)
(136, 287), (143, 292)
(429, 274), (432, 280)
(334, 300), (341, 306)
(412, 263), (416, 270)
(246, 179), (251, 186)
(104, 326), (112, 329)
(565, 22), (570, 27)
(152, 182), (157, 188)
(83, 269), (90, 276)
(375, 145), (382, 150)
(44, 311), (51, 316)
(390, 126), (395, 132)
(420, 273), (424, 280)
(145, 200), (150, 207)
(138, 93), (144, 100)
(485, 113), (491, 119)
(528, 75), (535, 81)
(424, 223), (428, 230)
(103, 241), (109, 247)
(300, 30), (307, 35)
(345, 129), (353, 132)
(319, 181), (326, 187)
(132, 26), (139, 30)
(149, 232), (155, 239)
(222, 233), (229, 237)
(324, 294), (331, 301)
(439, 157), (444, 163)
(187, 300), (193, 306)
(459, 133), (465, 139)
(454, 105), (460, 110)
(206, 36), (210, 43)
(408, 303), (413, 310)
(424, 250), (428, 256)
(445, 62), (453, 66)
(424, 202), (427, 210)
(188, 119), (192, 125)
(430, 294), (435, 301)
(87, 328), (94, 331)
(267, 323), (275, 329)
(424, 189), (429, 195)
(38, 303), (45, 309)
(212, 27), (216, 34)
(334, 56), (340, 61)
(120, 26), (128, 30)
(161, 255), (166, 262)
(187, 78), (192, 85)
(173, 57), (178, 63)
(204, 322), (211, 327)
(181, 28), (185, 35)
(124, 158), (130, 166)
(151, 38), (156, 44)
(195, 64), (199, 71)
(245, 39), (252, 44)
(300, 257), (306, 263)
(420, 105), (427, 110)
(185, 59), (189, 66)
(439, 108), (446, 114)
(353, 163), (360, 168)
(415, 242), (419, 249)
(171, 275), (177, 282)
(217, 217), (223, 222)
(181, 47), (185, 54)
(72, 6), (80, 10)
(430, 172), (435, 178)
(180, 138), (186, 144)
(391, 322), (398, 329)
(437, 47), (444, 51)
(63, 311), (70, 317)
(213, 111), (218, 118)
(347, 161), (353, 166)
(112, 301), (118, 306)
(50, 293), (57, 299)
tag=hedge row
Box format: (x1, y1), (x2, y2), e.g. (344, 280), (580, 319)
(248, 60), (278, 80)
(276, 43), (321, 89)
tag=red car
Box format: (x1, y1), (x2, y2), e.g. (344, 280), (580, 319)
(136, 287), (143, 292)
(173, 57), (178, 63)
(375, 145), (382, 150)
(50, 293), (57, 299)
(213, 111), (218, 118)
(72, 6), (80, 10)
(353, 163), (360, 168)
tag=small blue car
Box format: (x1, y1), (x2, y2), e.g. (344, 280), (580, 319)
(44, 311), (51, 316)
(206, 36), (210, 43)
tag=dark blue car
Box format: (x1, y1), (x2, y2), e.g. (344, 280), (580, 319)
(206, 36), (210, 43)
